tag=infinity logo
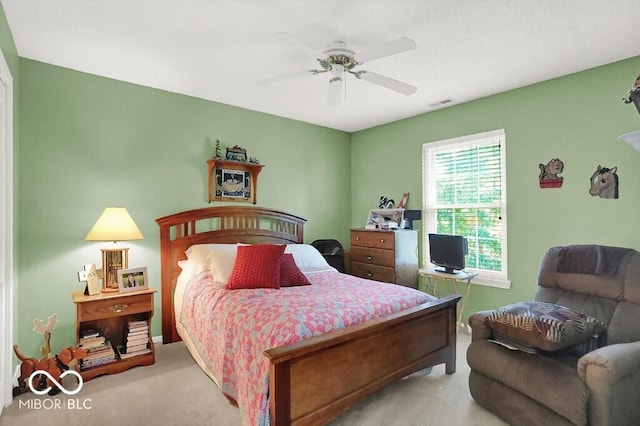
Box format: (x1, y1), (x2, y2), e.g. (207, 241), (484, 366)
(28, 370), (84, 396)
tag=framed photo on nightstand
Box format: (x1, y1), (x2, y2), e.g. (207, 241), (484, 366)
(117, 267), (148, 293)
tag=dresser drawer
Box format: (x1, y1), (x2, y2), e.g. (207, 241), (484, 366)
(78, 293), (153, 322)
(350, 246), (395, 268)
(351, 230), (395, 250)
(350, 261), (395, 283)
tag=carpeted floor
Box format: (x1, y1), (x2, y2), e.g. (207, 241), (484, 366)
(0, 332), (506, 426)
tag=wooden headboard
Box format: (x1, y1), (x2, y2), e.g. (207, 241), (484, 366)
(156, 206), (306, 343)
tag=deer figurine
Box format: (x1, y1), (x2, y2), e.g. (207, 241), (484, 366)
(33, 313), (57, 359)
(12, 313), (87, 397)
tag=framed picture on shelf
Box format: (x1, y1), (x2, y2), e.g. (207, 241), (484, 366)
(207, 158), (263, 204)
(226, 145), (247, 162)
(220, 169), (249, 198)
(117, 267), (148, 293)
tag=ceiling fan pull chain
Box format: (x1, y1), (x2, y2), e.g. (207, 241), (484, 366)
(344, 75), (348, 100)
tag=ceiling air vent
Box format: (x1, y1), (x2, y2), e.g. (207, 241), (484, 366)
(428, 98), (453, 108)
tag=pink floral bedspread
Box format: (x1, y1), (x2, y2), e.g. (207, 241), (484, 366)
(179, 270), (434, 426)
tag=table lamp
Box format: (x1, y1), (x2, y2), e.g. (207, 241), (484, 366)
(85, 207), (144, 292)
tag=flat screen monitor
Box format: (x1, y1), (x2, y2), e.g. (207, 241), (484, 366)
(428, 233), (468, 274)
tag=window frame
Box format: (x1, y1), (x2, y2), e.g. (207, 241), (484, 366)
(422, 129), (510, 289)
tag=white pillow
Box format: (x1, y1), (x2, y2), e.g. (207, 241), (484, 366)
(185, 244), (236, 274)
(284, 244), (335, 273)
(203, 244), (240, 283)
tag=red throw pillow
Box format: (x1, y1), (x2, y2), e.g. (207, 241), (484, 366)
(226, 244), (285, 289)
(280, 254), (312, 287)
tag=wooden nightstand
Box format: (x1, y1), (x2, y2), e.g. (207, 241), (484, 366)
(72, 288), (156, 381)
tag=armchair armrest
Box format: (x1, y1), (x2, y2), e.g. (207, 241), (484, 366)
(577, 342), (640, 425)
(577, 341), (640, 384)
(467, 310), (496, 341)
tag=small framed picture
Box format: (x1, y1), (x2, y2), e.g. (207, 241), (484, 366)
(226, 145), (247, 162)
(117, 267), (148, 293)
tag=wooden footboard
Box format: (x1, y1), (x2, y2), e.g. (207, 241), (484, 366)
(265, 294), (460, 426)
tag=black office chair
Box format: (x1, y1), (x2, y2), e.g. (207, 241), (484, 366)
(311, 239), (346, 273)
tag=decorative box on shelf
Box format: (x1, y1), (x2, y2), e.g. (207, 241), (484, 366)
(366, 209), (405, 230)
(368, 208), (418, 230)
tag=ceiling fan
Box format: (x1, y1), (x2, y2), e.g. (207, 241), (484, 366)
(257, 33), (418, 106)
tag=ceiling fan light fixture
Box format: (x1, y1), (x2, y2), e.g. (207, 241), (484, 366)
(331, 64), (345, 76)
(327, 76), (343, 107)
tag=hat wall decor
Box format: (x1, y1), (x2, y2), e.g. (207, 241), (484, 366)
(538, 158), (564, 189)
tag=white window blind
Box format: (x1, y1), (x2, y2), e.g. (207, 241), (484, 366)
(422, 129), (509, 288)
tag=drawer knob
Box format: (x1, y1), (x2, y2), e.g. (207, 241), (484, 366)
(367, 255), (373, 260)
(109, 303), (128, 313)
(380, 239), (385, 243)
(355, 237), (360, 241)
(367, 272), (373, 277)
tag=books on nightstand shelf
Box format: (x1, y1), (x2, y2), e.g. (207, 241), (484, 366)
(79, 329), (117, 370)
(117, 320), (151, 359)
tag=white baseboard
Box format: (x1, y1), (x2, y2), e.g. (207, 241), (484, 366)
(12, 364), (19, 387)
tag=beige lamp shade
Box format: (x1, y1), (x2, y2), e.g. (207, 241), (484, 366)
(85, 207), (144, 242)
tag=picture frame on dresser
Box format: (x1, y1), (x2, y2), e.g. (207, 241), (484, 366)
(117, 267), (148, 293)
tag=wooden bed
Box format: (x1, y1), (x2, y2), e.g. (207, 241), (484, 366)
(157, 206), (460, 426)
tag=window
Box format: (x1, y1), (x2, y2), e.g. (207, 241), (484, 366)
(422, 129), (509, 288)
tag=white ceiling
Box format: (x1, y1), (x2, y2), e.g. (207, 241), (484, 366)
(2, 0), (639, 132)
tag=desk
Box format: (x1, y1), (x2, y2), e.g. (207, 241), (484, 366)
(419, 268), (478, 332)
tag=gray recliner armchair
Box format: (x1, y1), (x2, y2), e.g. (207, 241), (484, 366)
(467, 244), (640, 426)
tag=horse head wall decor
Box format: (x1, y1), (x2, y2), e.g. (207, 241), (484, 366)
(589, 165), (619, 199)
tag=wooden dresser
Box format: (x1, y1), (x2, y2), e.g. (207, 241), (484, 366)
(350, 229), (418, 288)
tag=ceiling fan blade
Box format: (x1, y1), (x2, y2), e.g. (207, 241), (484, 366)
(356, 71), (417, 96)
(327, 78), (343, 107)
(355, 37), (416, 64)
(273, 32), (320, 58)
(255, 70), (313, 87)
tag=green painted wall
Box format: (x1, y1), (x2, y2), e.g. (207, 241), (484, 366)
(351, 55), (640, 319)
(16, 59), (351, 355)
